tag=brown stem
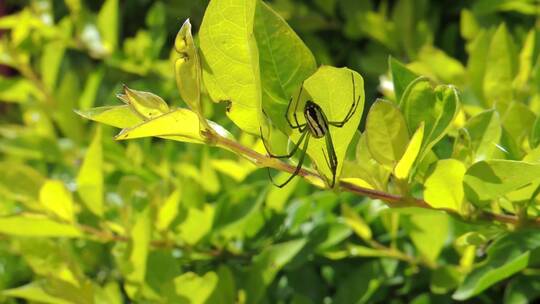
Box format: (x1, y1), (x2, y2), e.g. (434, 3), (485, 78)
(207, 131), (538, 228)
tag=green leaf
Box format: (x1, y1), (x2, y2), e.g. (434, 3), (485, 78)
(500, 101), (535, 144)
(467, 30), (491, 102)
(0, 214), (81, 237)
(0, 76), (41, 103)
(40, 41), (65, 91)
(127, 206), (151, 284)
(430, 266), (461, 294)
(0, 162), (45, 206)
(39, 180), (74, 223)
(75, 105), (142, 129)
(175, 19), (203, 116)
(290, 66), (364, 185)
(97, 0), (118, 54)
(464, 160), (540, 205)
(408, 211), (449, 263)
(465, 110), (501, 161)
(454, 230), (540, 300)
(401, 79), (459, 159)
(207, 266), (236, 304)
(389, 56), (418, 103)
(531, 115), (540, 149)
(365, 98), (409, 168)
(245, 239), (306, 302)
(334, 261), (382, 304)
(504, 275), (540, 304)
(3, 281), (71, 304)
(424, 159), (466, 212)
(115, 108), (229, 144)
(199, 0), (261, 134)
(121, 86), (170, 120)
(483, 24), (517, 107)
(174, 271), (218, 303)
(78, 67), (105, 110)
(76, 126), (103, 217)
(156, 189), (182, 231)
(255, 1), (317, 133)
(177, 204), (214, 245)
(341, 203), (372, 241)
(394, 123), (424, 180)
(413, 45), (466, 85)
(265, 173), (299, 211)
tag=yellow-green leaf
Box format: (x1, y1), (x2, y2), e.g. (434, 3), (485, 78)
(75, 105), (142, 129)
(156, 189), (181, 231)
(174, 272), (218, 303)
(290, 66), (364, 186)
(175, 19), (202, 115)
(341, 204), (372, 241)
(365, 99), (409, 168)
(39, 180), (74, 223)
(76, 126), (103, 217)
(122, 85), (169, 119)
(115, 108), (226, 144)
(424, 159), (466, 212)
(199, 0), (261, 134)
(0, 214), (81, 237)
(394, 123), (424, 180)
(177, 204), (214, 245)
(127, 206), (151, 284)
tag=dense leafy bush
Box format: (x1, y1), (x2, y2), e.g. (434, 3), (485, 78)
(1, 0), (540, 303)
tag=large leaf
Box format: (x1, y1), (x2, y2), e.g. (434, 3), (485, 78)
(464, 160), (540, 205)
(365, 99), (409, 168)
(454, 230), (540, 300)
(254, 1), (317, 133)
(75, 105), (142, 129)
(199, 0), (261, 134)
(76, 126), (103, 217)
(290, 66), (364, 186)
(424, 159), (466, 212)
(408, 211), (449, 264)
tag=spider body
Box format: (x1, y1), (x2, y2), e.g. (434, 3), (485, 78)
(261, 72), (360, 188)
(304, 100), (328, 139)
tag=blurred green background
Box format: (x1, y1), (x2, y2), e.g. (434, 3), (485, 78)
(0, 0), (539, 303)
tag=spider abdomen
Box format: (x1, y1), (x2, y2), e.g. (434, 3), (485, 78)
(304, 100), (328, 138)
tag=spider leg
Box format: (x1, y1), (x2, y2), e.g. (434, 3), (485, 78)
(260, 126), (308, 158)
(269, 134), (311, 188)
(328, 72), (360, 128)
(286, 82), (305, 129)
(321, 130), (338, 188)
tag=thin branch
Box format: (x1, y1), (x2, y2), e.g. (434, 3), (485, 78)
(206, 130), (540, 228)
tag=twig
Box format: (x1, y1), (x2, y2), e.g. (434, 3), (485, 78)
(207, 130), (539, 228)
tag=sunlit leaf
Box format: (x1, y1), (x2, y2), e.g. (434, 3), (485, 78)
(75, 105), (142, 129)
(465, 110), (501, 162)
(77, 126), (103, 217)
(0, 214), (81, 237)
(122, 86), (169, 120)
(127, 206), (151, 284)
(394, 123), (424, 180)
(39, 180), (74, 223)
(365, 99), (409, 168)
(408, 211), (449, 263)
(424, 159), (466, 212)
(199, 0), (261, 134)
(174, 271), (218, 303)
(341, 203), (372, 241)
(175, 19), (203, 116)
(97, 0), (118, 54)
(290, 66), (364, 186)
(464, 160), (540, 206)
(156, 189), (181, 231)
(177, 204), (214, 245)
(255, 1), (317, 133)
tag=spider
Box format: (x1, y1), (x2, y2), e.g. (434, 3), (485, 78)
(260, 72), (361, 188)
